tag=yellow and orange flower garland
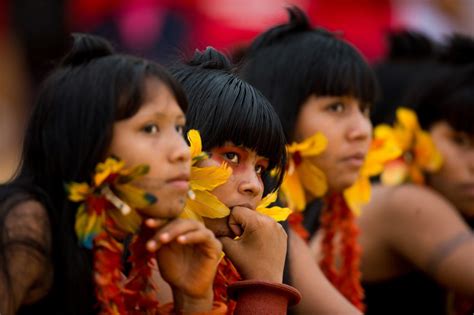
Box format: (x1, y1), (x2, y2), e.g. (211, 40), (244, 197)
(379, 107), (443, 185)
(67, 157), (159, 314)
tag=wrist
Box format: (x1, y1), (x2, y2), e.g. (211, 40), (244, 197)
(172, 287), (214, 314)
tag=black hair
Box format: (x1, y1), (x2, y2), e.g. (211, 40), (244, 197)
(402, 34), (474, 134)
(170, 47), (287, 191)
(239, 6), (377, 141)
(371, 30), (440, 125)
(406, 65), (474, 135)
(1, 33), (187, 314)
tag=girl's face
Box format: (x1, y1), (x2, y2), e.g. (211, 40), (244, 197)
(198, 143), (269, 237)
(294, 95), (372, 193)
(428, 122), (474, 218)
(109, 78), (191, 219)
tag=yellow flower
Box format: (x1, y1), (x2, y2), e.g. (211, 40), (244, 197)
(280, 132), (328, 212)
(380, 107), (443, 185)
(256, 191), (292, 221)
(344, 125), (402, 215)
(182, 130), (232, 221)
(67, 157), (156, 248)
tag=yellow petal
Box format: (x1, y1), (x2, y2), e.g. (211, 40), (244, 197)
(187, 129), (202, 159)
(66, 182), (91, 202)
(288, 132), (328, 157)
(256, 206), (292, 222)
(185, 190), (230, 218)
(94, 158), (125, 186)
(397, 107), (420, 132)
(344, 176), (371, 216)
(258, 191), (278, 209)
(180, 206), (204, 221)
(190, 164), (232, 191)
(108, 207), (142, 234)
(415, 130), (443, 172)
(280, 170), (306, 211)
(298, 160), (328, 198)
(381, 159), (408, 185)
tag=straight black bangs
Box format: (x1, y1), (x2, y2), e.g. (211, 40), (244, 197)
(240, 30), (377, 141)
(172, 65), (287, 190)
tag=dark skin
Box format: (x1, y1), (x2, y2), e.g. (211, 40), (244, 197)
(358, 122), (474, 297)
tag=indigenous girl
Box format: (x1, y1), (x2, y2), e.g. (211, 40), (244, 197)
(358, 37), (474, 314)
(169, 46), (360, 314)
(239, 6), (378, 313)
(0, 34), (223, 315)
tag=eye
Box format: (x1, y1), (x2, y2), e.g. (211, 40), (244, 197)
(327, 102), (345, 113)
(142, 123), (159, 134)
(255, 164), (266, 175)
(175, 125), (185, 135)
(224, 152), (239, 164)
(452, 133), (472, 149)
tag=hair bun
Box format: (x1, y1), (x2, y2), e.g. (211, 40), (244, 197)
(387, 30), (436, 60)
(188, 47), (232, 70)
(61, 33), (115, 67)
(246, 6), (311, 56)
(440, 34), (474, 65)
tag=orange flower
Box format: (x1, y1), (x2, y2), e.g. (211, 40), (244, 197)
(380, 108), (443, 185)
(280, 132), (328, 212)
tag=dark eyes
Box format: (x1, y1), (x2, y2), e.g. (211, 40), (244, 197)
(255, 165), (265, 175)
(142, 123), (159, 134)
(452, 133), (473, 149)
(142, 124), (185, 135)
(176, 125), (185, 135)
(224, 152), (239, 163)
(327, 102), (345, 112)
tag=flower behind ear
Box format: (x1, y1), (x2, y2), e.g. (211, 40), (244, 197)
(281, 132), (328, 212)
(182, 130), (232, 220)
(380, 107), (443, 185)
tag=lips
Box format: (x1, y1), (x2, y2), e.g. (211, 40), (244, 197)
(340, 152), (365, 168)
(166, 173), (190, 191)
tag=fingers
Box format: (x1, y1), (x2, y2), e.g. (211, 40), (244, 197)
(146, 218), (220, 253)
(177, 229), (223, 253)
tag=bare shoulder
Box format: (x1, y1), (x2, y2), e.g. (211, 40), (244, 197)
(4, 199), (52, 248)
(366, 184), (463, 225)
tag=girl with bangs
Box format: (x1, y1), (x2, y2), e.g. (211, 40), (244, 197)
(168, 45), (362, 315)
(0, 34), (232, 315)
(358, 36), (474, 314)
(167, 47), (302, 314)
(239, 6), (376, 314)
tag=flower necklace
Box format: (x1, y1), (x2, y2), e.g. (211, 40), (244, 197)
(67, 157), (159, 314)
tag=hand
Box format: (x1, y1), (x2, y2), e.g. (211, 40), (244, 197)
(218, 206), (288, 283)
(145, 218), (222, 310)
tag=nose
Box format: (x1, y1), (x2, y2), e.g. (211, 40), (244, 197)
(237, 167), (263, 198)
(169, 132), (191, 164)
(346, 109), (372, 142)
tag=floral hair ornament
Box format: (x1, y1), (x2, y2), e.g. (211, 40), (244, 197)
(180, 129), (232, 221)
(280, 132), (328, 212)
(66, 157), (159, 314)
(379, 107), (443, 185)
(343, 124), (403, 215)
(182, 129), (291, 222)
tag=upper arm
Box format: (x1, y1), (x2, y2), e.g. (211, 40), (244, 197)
(0, 200), (52, 315)
(288, 230), (361, 315)
(380, 185), (474, 296)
